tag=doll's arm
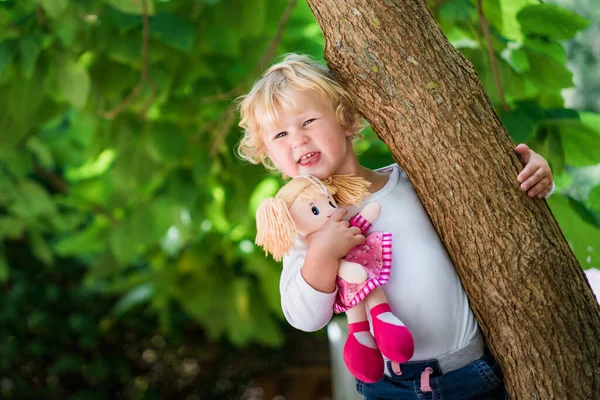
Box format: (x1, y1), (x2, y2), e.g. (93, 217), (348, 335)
(360, 202), (381, 223)
(349, 202), (381, 235)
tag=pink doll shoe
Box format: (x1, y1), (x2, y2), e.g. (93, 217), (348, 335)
(370, 303), (414, 362)
(344, 321), (384, 383)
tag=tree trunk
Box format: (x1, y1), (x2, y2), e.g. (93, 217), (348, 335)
(305, 0), (600, 398)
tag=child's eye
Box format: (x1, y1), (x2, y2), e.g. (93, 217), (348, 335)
(303, 119), (315, 127)
(275, 131), (287, 139)
(311, 206), (320, 215)
(329, 201), (336, 208)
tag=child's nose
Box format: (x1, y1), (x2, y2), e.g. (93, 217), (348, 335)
(291, 131), (309, 147)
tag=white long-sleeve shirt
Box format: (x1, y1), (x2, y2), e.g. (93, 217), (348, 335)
(280, 164), (480, 360)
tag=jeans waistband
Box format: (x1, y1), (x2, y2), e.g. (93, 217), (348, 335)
(384, 331), (485, 380)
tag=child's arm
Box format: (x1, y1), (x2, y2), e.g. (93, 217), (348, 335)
(280, 246), (337, 332)
(515, 144), (554, 199)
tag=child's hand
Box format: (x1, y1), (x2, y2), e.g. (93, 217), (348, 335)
(306, 208), (365, 260)
(515, 143), (554, 199)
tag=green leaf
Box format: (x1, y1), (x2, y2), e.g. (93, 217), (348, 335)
(241, 0), (266, 37)
(112, 140), (160, 194)
(499, 101), (544, 143)
(589, 186), (600, 215)
(544, 108), (579, 122)
(112, 284), (154, 316)
(151, 13), (197, 53)
(459, 47), (527, 106)
(548, 193), (600, 269)
(0, 41), (15, 74)
(498, 0), (537, 42)
(106, 0), (156, 16)
(248, 177), (280, 214)
(26, 136), (55, 168)
(0, 216), (26, 239)
(0, 249), (8, 283)
(567, 195), (600, 228)
(546, 127), (564, 176)
(517, 4), (589, 40)
(481, 0), (503, 32)
(56, 59), (91, 109)
(9, 72), (45, 130)
(522, 37), (566, 64)
(10, 179), (57, 220)
(524, 51), (573, 92)
(19, 35), (42, 79)
(440, 0), (476, 23)
(109, 198), (173, 265)
(145, 123), (188, 164)
(30, 230), (54, 266)
(557, 116), (600, 167)
(54, 219), (109, 256)
(40, 0), (68, 19)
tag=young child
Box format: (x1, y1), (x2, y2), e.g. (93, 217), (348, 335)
(237, 54), (554, 399)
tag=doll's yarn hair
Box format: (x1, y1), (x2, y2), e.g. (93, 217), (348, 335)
(255, 175), (370, 261)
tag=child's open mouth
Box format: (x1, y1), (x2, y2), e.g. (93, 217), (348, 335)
(298, 152), (321, 166)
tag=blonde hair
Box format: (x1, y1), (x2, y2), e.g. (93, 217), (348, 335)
(237, 53), (367, 172)
(255, 175), (370, 261)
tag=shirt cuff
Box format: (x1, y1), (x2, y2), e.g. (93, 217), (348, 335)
(544, 181), (556, 199)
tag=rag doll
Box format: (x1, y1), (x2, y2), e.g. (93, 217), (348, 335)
(255, 175), (414, 383)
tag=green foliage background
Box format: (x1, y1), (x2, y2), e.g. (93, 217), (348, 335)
(0, 0), (599, 398)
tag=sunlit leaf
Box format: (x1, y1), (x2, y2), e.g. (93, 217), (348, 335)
(40, 0), (68, 19)
(106, 0), (156, 16)
(517, 4), (589, 41)
(524, 51), (573, 92)
(56, 59), (90, 109)
(549, 194), (600, 269)
(112, 283), (154, 316)
(590, 186), (600, 215)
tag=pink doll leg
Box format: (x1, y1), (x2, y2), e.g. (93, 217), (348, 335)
(344, 305), (384, 383)
(366, 288), (414, 363)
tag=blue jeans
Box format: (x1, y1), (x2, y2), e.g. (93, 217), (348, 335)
(356, 354), (507, 400)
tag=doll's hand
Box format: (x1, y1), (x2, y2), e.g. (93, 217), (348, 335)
(306, 208), (365, 260)
(515, 144), (554, 198)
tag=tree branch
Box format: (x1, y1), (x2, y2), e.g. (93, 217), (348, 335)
(477, 0), (509, 112)
(100, 0), (154, 120)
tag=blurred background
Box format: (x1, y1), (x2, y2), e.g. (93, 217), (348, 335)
(0, 0), (598, 399)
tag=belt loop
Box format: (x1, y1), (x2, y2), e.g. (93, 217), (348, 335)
(391, 361), (402, 375)
(420, 367), (433, 392)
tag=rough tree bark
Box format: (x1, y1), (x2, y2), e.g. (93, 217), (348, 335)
(305, 0), (600, 398)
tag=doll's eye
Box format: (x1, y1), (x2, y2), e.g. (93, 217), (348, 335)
(329, 201), (336, 208)
(311, 206), (320, 215)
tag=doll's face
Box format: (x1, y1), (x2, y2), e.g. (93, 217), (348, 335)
(289, 193), (338, 237)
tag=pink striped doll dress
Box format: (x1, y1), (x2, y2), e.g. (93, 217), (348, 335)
(333, 212), (392, 313)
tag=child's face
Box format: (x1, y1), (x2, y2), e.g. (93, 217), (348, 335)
(289, 193), (338, 236)
(260, 89), (355, 179)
